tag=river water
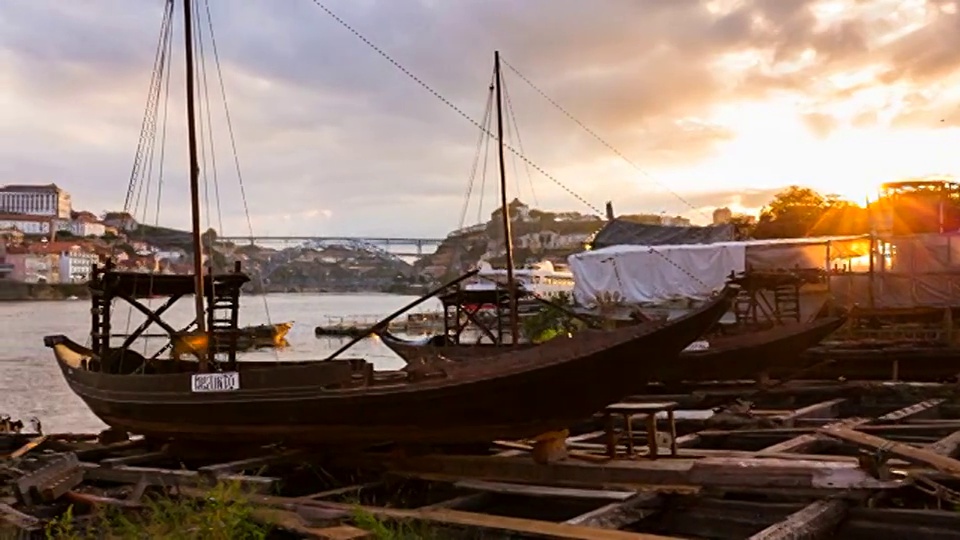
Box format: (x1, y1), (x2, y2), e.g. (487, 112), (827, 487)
(0, 293), (441, 434)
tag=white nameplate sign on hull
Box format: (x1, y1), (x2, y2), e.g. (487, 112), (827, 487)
(191, 372), (240, 393)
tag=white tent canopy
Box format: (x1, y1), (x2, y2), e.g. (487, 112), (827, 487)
(568, 235), (868, 307)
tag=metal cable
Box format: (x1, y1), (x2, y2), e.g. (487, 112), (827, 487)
(307, 0), (603, 217)
(501, 58), (710, 221)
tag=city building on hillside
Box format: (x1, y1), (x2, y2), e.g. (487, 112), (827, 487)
(25, 241), (98, 283)
(660, 215), (692, 226)
(70, 214), (106, 237)
(0, 214), (55, 236)
(0, 242), (11, 279)
(713, 207), (733, 224)
(0, 184), (72, 219)
(0, 227), (24, 245)
(4, 247), (60, 283)
(490, 198), (532, 223)
(102, 211), (138, 232)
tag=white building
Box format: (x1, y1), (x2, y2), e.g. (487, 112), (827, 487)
(70, 218), (106, 237)
(56, 244), (99, 283)
(0, 184), (71, 219)
(0, 214), (54, 236)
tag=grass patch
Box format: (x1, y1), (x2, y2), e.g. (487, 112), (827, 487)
(44, 483), (270, 540)
(351, 507), (441, 540)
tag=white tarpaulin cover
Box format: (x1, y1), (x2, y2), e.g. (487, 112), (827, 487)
(568, 243), (746, 306)
(569, 235), (867, 307)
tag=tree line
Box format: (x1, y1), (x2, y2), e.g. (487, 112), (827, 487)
(741, 186), (869, 239)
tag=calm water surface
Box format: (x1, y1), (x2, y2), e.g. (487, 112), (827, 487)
(0, 293), (441, 433)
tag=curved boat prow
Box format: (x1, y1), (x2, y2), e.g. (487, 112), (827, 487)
(43, 335), (94, 369)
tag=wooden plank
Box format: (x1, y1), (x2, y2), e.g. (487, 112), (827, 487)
(348, 454), (899, 492)
(818, 426), (960, 479)
(0, 501), (41, 531)
(197, 449), (310, 476)
(758, 417), (869, 455)
(182, 487), (681, 539)
(80, 462), (277, 493)
(747, 499), (847, 540)
(8, 435), (48, 459)
(778, 399), (846, 426)
(100, 450), (168, 468)
(877, 399), (944, 423)
(453, 479), (636, 501)
(926, 429), (960, 458)
(418, 492), (492, 511)
(563, 492), (661, 529)
(318, 501), (681, 540)
(298, 482), (381, 501)
(758, 399), (945, 456)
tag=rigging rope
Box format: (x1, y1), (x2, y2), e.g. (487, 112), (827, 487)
(307, 0), (714, 293)
(501, 69), (538, 208)
(457, 76), (495, 232)
(202, 0), (277, 336)
(501, 59), (710, 221)
(193, 0), (224, 235)
(307, 0), (603, 217)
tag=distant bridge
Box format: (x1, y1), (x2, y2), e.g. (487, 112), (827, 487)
(215, 236), (445, 257)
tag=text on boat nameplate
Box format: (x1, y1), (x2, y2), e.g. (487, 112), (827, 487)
(191, 372), (240, 393)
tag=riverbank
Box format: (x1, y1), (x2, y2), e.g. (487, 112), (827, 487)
(0, 281), (89, 301)
(0, 281), (433, 301)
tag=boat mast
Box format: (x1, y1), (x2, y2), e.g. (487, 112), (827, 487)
(494, 51), (519, 344)
(183, 0), (208, 371)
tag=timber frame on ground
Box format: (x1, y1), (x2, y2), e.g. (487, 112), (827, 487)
(4, 380), (960, 539)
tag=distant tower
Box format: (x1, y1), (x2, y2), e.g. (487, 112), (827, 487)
(605, 201), (615, 221)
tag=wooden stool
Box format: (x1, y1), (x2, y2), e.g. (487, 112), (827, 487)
(602, 401), (679, 459)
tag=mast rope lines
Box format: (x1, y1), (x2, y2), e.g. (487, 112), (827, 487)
(306, 1), (715, 292)
(117, 0), (278, 364)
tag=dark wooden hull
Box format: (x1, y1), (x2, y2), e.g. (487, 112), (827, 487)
(44, 289), (735, 447)
(379, 317), (848, 384)
(793, 345), (960, 382)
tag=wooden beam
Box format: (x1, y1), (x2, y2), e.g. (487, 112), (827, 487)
(197, 449), (310, 476)
(81, 463), (277, 493)
(927, 429), (960, 459)
(418, 492), (492, 511)
(818, 426), (960, 479)
(563, 492), (661, 529)
(758, 399), (945, 455)
(877, 399), (944, 423)
(453, 479), (636, 501)
(758, 417), (869, 455)
(747, 499), (847, 540)
(100, 450), (168, 468)
(348, 454), (899, 492)
(0, 502), (41, 531)
(778, 398), (846, 427)
(316, 501), (681, 540)
(298, 482), (380, 501)
(8, 435), (48, 459)
(180, 486), (681, 540)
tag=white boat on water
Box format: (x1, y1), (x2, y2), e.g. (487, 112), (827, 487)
(465, 260), (575, 300)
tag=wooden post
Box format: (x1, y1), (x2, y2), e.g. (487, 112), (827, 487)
(183, 0), (208, 371)
(493, 51), (519, 345)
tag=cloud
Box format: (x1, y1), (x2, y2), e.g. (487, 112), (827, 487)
(1, 0), (959, 236)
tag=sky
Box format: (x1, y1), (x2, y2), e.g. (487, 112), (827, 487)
(2, 0), (960, 238)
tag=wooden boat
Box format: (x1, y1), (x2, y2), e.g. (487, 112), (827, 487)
(44, 277), (734, 446)
(42, 3), (734, 448)
(377, 316), (847, 383)
(242, 321), (293, 348)
(171, 321), (293, 360)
